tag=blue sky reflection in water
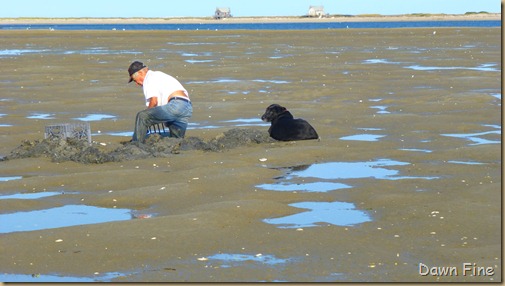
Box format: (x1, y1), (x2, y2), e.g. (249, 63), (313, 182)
(0, 176), (22, 182)
(256, 181), (352, 193)
(0, 205), (131, 233)
(206, 253), (291, 267)
(0, 272), (125, 283)
(260, 159), (439, 228)
(283, 159), (438, 181)
(258, 159), (438, 194)
(263, 201), (372, 228)
(340, 134), (386, 142)
(0, 191), (64, 200)
(73, 114), (116, 122)
(441, 124), (501, 146)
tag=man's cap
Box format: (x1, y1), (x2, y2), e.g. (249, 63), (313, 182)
(128, 61), (146, 83)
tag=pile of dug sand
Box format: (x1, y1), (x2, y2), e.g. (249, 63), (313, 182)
(2, 128), (274, 164)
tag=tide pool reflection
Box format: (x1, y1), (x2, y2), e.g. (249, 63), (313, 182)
(260, 159), (438, 229)
(0, 205), (132, 233)
(73, 114), (116, 122)
(206, 253), (291, 267)
(264, 201), (371, 228)
(257, 181), (351, 193)
(0, 191), (66, 200)
(441, 124), (500, 145)
(282, 159), (436, 181)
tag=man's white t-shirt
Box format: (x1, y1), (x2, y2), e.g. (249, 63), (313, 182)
(142, 70), (189, 107)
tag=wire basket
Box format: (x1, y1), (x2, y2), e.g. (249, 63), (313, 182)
(44, 123), (91, 144)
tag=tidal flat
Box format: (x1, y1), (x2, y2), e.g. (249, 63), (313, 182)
(0, 27), (501, 282)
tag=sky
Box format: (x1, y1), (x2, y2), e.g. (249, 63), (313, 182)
(1, 0), (501, 18)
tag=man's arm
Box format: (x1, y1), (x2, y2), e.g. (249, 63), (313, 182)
(147, 97), (158, 108)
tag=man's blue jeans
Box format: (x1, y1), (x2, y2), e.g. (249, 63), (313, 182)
(132, 99), (192, 143)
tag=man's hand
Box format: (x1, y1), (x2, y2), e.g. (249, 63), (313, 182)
(147, 97), (158, 108)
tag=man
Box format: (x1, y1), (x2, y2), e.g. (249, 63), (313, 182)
(128, 61), (192, 143)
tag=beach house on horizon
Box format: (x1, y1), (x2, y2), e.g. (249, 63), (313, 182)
(214, 7), (232, 19)
(308, 6), (325, 17)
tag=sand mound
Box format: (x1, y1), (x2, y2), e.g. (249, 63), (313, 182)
(2, 128), (274, 164)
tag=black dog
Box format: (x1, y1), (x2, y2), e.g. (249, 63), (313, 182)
(261, 104), (319, 141)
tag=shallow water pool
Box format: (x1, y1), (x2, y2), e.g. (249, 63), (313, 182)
(73, 114), (116, 122)
(282, 159), (438, 181)
(441, 124), (500, 145)
(263, 201), (372, 228)
(0, 191), (68, 200)
(0, 176), (22, 182)
(0, 271), (124, 282)
(340, 134), (386, 142)
(205, 253), (292, 267)
(0, 204), (132, 233)
(256, 181), (351, 193)
(259, 159), (439, 229)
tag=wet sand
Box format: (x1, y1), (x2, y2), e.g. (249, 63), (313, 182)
(0, 27), (501, 282)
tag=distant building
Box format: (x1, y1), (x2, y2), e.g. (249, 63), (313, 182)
(308, 6), (325, 18)
(214, 7), (232, 19)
